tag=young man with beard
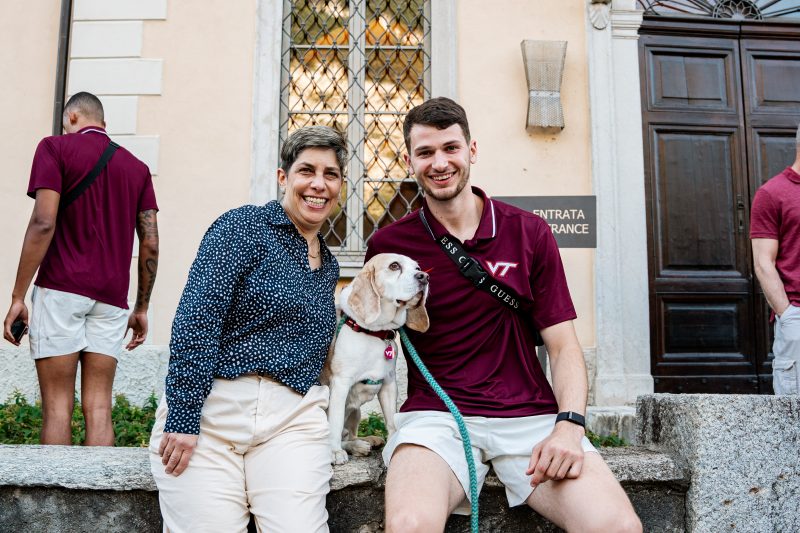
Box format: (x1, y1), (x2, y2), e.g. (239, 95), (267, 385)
(365, 97), (641, 532)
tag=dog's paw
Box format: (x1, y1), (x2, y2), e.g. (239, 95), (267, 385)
(344, 438), (373, 457)
(331, 449), (349, 465)
(361, 435), (385, 448)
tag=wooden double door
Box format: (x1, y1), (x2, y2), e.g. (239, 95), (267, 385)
(640, 18), (800, 393)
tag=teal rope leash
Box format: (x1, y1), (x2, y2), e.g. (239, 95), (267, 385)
(336, 316), (480, 531)
(399, 327), (480, 533)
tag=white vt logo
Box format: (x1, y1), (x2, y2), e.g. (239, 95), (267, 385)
(486, 261), (518, 277)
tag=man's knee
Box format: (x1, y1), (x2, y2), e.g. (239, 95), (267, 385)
(622, 512), (644, 533)
(385, 508), (444, 533)
(82, 402), (112, 419)
(40, 397), (75, 417)
(580, 508), (642, 533)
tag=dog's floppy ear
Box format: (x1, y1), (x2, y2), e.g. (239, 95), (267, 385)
(347, 262), (382, 324)
(405, 289), (429, 333)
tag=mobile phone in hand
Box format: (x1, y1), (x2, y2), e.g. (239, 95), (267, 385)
(10, 319), (28, 343)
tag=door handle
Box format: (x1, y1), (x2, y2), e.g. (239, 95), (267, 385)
(737, 194), (745, 234)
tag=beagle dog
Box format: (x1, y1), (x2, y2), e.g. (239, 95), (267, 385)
(322, 253), (429, 465)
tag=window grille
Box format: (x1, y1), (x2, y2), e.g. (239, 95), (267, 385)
(280, 0), (431, 262)
(638, 0), (800, 19)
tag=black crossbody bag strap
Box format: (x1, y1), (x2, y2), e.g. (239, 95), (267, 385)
(59, 140), (119, 210)
(419, 209), (544, 346)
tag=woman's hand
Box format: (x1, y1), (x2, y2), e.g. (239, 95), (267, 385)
(159, 432), (199, 476)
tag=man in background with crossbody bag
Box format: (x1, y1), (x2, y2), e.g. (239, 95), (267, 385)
(366, 97), (641, 532)
(3, 92), (159, 446)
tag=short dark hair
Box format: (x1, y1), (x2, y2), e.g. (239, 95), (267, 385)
(63, 92), (104, 122)
(280, 126), (348, 176)
(403, 97), (471, 151)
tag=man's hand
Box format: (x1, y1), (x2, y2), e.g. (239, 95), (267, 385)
(3, 299), (29, 345)
(159, 432), (198, 476)
(526, 421), (586, 487)
(125, 310), (148, 350)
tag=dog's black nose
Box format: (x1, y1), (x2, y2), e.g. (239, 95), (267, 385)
(415, 271), (429, 283)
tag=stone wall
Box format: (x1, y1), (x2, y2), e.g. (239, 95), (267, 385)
(5, 394), (798, 531)
(637, 394), (800, 533)
(0, 445), (685, 532)
(0, 345), (169, 406)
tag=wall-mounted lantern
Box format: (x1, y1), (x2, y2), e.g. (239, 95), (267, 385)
(520, 40), (568, 131)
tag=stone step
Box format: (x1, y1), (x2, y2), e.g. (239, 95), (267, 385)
(587, 405), (637, 443)
(0, 444), (686, 532)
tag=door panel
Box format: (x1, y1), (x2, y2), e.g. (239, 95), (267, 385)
(653, 129), (741, 274)
(655, 290), (757, 393)
(662, 300), (746, 355)
(751, 130), (797, 185)
(647, 48), (737, 111)
(743, 47), (800, 118)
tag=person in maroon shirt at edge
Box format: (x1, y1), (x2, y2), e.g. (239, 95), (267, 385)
(365, 98), (641, 532)
(751, 124), (800, 395)
(3, 92), (159, 446)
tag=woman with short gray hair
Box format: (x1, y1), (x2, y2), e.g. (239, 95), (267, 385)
(150, 125), (346, 532)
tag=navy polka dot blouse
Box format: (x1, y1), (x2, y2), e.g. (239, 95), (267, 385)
(164, 201), (339, 434)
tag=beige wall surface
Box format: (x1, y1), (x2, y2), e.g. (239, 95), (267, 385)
(457, 0), (595, 346)
(137, 1), (257, 343)
(0, 2), (61, 324)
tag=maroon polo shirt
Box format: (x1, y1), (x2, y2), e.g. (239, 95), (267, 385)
(750, 166), (800, 311)
(366, 187), (576, 417)
(27, 127), (158, 309)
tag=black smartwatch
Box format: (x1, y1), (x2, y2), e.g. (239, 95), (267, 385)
(555, 411), (586, 428)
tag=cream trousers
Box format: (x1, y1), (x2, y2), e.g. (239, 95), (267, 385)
(150, 374), (331, 533)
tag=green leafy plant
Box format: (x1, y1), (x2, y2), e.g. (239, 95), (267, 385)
(586, 429), (628, 447)
(0, 390), (158, 447)
(112, 393), (158, 447)
(353, 412), (628, 448)
(357, 411), (388, 440)
(0, 391), (42, 444)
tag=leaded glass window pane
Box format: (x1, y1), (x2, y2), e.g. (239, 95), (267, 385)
(280, 0), (431, 260)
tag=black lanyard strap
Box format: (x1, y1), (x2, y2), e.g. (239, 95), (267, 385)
(60, 140), (119, 209)
(419, 208), (524, 311)
(419, 209), (544, 346)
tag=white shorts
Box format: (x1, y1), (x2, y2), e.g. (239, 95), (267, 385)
(29, 286), (128, 360)
(382, 410), (598, 514)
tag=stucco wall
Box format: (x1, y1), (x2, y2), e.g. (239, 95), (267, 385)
(137, 1), (257, 344)
(0, 2), (61, 332)
(457, 0), (595, 346)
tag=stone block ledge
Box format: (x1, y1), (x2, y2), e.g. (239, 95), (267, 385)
(0, 444), (684, 492)
(0, 444), (687, 532)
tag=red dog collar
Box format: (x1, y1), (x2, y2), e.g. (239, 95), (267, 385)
(343, 316), (396, 341)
